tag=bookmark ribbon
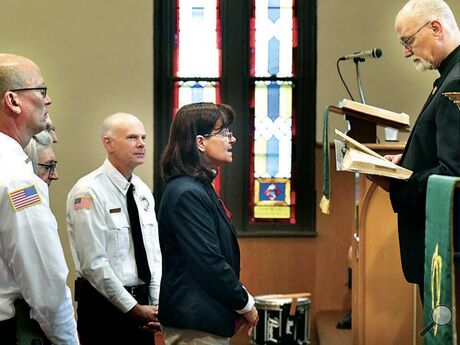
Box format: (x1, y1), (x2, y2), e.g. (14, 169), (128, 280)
(319, 105), (331, 214)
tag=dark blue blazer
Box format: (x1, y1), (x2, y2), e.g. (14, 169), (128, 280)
(157, 175), (248, 337)
(390, 46), (460, 285)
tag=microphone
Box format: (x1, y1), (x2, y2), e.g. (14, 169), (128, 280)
(339, 48), (383, 61)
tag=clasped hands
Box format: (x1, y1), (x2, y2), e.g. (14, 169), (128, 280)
(127, 304), (161, 332)
(236, 306), (259, 336)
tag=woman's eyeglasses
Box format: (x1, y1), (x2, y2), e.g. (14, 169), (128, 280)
(203, 129), (233, 140)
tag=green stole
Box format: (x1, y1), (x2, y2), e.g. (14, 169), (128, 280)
(424, 175), (458, 344)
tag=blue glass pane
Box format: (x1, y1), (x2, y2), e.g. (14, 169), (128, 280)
(267, 82), (280, 121)
(268, 0), (280, 23)
(191, 83), (204, 103)
(268, 37), (280, 76)
(267, 136), (279, 177)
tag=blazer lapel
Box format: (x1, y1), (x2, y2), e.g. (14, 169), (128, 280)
(203, 183), (237, 237)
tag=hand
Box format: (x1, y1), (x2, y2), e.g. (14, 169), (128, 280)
(127, 304), (158, 324)
(384, 153), (402, 165)
(235, 317), (248, 335)
(242, 306), (259, 336)
(366, 174), (391, 192)
(139, 321), (162, 333)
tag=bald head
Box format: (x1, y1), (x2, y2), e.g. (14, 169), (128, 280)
(398, 0), (455, 25)
(0, 54), (38, 96)
(396, 0), (459, 35)
(100, 112), (144, 139)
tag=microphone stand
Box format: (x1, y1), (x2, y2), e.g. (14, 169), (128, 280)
(353, 57), (366, 104)
(352, 57), (365, 254)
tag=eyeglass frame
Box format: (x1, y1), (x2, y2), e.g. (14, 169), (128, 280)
(46, 123), (56, 132)
(202, 129), (234, 140)
(9, 87), (47, 98)
(400, 20), (432, 50)
(37, 161), (58, 174)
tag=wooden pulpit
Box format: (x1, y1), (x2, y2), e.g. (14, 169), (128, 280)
(327, 100), (420, 344)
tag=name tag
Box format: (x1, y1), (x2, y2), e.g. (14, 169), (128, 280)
(109, 207), (121, 213)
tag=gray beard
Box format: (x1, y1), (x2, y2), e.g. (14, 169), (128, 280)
(411, 54), (433, 72)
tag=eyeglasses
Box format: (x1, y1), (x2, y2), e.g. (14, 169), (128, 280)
(46, 123), (56, 132)
(400, 20), (431, 50)
(38, 161), (57, 174)
(203, 129), (233, 140)
(9, 87), (47, 98)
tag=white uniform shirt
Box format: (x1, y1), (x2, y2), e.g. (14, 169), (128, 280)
(66, 159), (162, 313)
(0, 132), (78, 345)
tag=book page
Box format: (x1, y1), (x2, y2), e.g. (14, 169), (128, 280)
(335, 129), (412, 180)
(343, 147), (412, 179)
(335, 129), (385, 160)
(334, 139), (346, 171)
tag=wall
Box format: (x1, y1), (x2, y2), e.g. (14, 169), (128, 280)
(2, 0), (460, 342)
(0, 0), (154, 291)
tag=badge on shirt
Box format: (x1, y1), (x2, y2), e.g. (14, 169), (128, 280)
(109, 207), (121, 213)
(74, 196), (93, 210)
(140, 196), (150, 211)
(8, 185), (42, 212)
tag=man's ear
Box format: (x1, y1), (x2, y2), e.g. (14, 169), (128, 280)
(3, 91), (21, 115)
(196, 135), (207, 153)
(102, 136), (113, 152)
(431, 19), (443, 37)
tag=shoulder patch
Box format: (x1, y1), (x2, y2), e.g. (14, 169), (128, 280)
(74, 196), (93, 210)
(8, 185), (42, 212)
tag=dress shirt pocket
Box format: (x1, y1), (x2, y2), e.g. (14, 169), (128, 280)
(107, 211), (130, 260)
(140, 211), (157, 240)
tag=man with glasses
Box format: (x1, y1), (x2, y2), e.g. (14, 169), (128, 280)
(370, 0), (460, 298)
(66, 113), (161, 345)
(24, 130), (60, 186)
(0, 54), (78, 344)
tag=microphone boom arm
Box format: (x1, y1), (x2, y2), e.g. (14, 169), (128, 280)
(355, 59), (366, 104)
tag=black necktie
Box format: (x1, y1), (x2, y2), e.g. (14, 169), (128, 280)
(127, 184), (151, 285)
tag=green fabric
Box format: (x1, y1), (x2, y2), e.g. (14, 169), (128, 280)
(424, 175), (459, 344)
(319, 105), (330, 214)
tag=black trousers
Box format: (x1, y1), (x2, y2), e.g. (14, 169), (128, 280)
(0, 300), (52, 345)
(76, 280), (155, 345)
(0, 317), (16, 345)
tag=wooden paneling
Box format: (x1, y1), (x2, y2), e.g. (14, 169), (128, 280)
(354, 182), (417, 344)
(236, 147), (355, 344)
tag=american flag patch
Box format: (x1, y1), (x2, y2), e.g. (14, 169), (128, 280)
(74, 196), (92, 210)
(8, 185), (42, 212)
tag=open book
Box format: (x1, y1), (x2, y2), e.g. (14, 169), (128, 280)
(339, 99), (410, 128)
(335, 129), (412, 180)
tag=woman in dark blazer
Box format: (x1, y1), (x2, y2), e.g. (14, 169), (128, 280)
(158, 102), (258, 344)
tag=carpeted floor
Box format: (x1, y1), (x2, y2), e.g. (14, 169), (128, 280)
(316, 310), (351, 345)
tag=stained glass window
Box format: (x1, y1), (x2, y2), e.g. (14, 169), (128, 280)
(173, 0), (221, 113)
(155, 0), (317, 235)
(250, 0), (296, 223)
(174, 0), (222, 192)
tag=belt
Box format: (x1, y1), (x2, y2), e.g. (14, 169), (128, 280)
(76, 278), (148, 304)
(124, 284), (148, 299)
